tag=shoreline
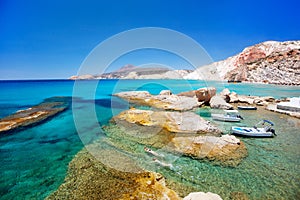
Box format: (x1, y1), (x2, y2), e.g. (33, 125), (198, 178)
(47, 87), (299, 199)
(1, 78), (299, 87)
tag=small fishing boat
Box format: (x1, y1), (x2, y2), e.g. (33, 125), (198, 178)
(212, 110), (243, 122)
(231, 119), (276, 137)
(237, 106), (257, 110)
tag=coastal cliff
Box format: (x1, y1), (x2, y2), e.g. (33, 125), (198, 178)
(70, 40), (300, 85)
(186, 41), (300, 85)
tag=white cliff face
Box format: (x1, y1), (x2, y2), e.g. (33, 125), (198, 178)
(184, 40), (300, 84)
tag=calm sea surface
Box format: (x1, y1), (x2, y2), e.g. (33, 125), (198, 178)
(0, 80), (299, 199)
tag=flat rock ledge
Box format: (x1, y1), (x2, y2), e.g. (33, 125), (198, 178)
(114, 91), (201, 111)
(266, 104), (300, 118)
(111, 109), (246, 166)
(171, 135), (247, 167)
(0, 96), (70, 134)
(113, 108), (221, 135)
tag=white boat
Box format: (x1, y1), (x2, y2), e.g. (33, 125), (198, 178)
(211, 110), (243, 122)
(237, 106), (257, 110)
(231, 120), (276, 137)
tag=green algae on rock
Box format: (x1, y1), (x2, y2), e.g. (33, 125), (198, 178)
(106, 110), (247, 167)
(46, 148), (181, 200)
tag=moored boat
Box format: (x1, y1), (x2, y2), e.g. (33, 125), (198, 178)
(231, 119), (276, 137)
(212, 110), (243, 122)
(237, 106), (257, 110)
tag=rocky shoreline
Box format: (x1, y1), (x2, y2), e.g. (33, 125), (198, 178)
(47, 86), (298, 199)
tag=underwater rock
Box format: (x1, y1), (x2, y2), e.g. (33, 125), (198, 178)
(112, 108), (221, 135)
(46, 148), (181, 200)
(171, 134), (247, 166)
(114, 91), (200, 111)
(0, 96), (70, 134)
(183, 192), (223, 200)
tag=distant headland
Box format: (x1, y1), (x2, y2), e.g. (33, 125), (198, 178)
(70, 40), (300, 85)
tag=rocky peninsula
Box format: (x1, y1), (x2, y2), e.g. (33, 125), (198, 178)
(0, 97), (71, 134)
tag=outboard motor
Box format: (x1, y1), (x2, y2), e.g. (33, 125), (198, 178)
(270, 128), (276, 136)
(237, 115), (244, 120)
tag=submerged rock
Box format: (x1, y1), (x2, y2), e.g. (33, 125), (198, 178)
(114, 91), (200, 111)
(183, 192), (223, 200)
(109, 109), (246, 166)
(46, 148), (181, 200)
(171, 134), (247, 166)
(0, 97), (70, 134)
(112, 108), (221, 135)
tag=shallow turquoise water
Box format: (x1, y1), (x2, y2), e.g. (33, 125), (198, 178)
(0, 80), (299, 199)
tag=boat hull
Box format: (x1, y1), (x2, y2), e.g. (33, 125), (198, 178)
(212, 114), (241, 122)
(231, 126), (274, 137)
(237, 106), (257, 110)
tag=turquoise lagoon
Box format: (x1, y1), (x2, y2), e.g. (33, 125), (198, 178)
(0, 80), (299, 199)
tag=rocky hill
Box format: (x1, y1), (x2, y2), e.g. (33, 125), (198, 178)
(185, 41), (300, 85)
(70, 64), (192, 80)
(70, 41), (300, 85)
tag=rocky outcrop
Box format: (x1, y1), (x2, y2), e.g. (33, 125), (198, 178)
(112, 108), (221, 135)
(110, 109), (247, 166)
(219, 89), (275, 106)
(209, 96), (233, 109)
(46, 148), (181, 200)
(0, 97), (70, 134)
(171, 134), (246, 166)
(184, 41), (300, 85)
(114, 91), (201, 111)
(178, 87), (216, 103)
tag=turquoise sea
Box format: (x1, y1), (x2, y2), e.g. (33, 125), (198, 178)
(0, 79), (299, 199)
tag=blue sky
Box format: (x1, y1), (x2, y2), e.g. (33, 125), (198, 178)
(0, 0), (299, 79)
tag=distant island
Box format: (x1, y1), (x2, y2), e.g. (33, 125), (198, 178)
(70, 40), (300, 85)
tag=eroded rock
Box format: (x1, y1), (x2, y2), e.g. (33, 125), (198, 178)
(112, 108), (221, 135)
(178, 87), (216, 103)
(171, 134), (247, 166)
(209, 96), (233, 110)
(0, 97), (70, 134)
(114, 91), (200, 111)
(46, 149), (181, 200)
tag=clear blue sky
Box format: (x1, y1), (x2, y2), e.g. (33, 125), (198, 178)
(0, 0), (299, 79)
